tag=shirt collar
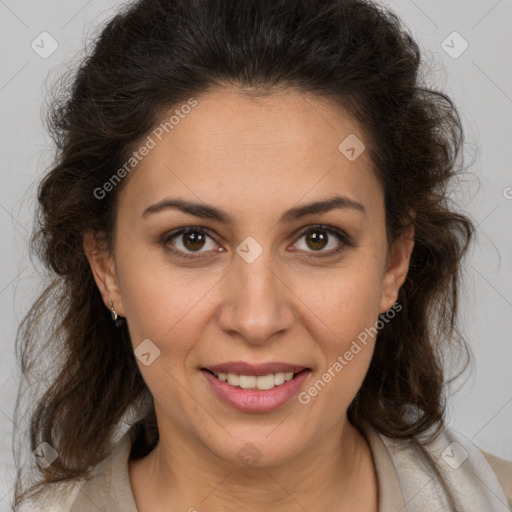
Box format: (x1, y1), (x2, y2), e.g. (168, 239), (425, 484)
(360, 421), (407, 512)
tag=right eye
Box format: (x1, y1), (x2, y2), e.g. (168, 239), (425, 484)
(162, 227), (221, 260)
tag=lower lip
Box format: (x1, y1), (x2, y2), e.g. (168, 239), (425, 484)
(201, 369), (310, 412)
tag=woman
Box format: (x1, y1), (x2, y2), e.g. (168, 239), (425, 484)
(13, 0), (512, 510)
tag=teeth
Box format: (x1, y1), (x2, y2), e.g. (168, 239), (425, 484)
(226, 373), (239, 386)
(239, 375), (257, 389)
(213, 371), (297, 390)
(274, 372), (285, 385)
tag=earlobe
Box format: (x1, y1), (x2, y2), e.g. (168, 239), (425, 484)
(83, 230), (125, 317)
(379, 223), (415, 314)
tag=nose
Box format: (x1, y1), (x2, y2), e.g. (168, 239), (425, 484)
(216, 246), (295, 345)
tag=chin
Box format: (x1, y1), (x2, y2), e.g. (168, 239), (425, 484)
(199, 424), (311, 469)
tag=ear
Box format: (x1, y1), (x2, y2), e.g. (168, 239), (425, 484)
(379, 222), (415, 314)
(83, 230), (125, 317)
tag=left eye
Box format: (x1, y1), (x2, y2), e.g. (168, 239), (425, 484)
(292, 226), (349, 255)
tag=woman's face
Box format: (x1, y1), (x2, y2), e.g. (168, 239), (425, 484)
(87, 87), (413, 467)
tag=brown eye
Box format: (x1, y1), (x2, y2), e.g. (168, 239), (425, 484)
(293, 225), (352, 256)
(163, 227), (218, 259)
(182, 231), (207, 251)
(304, 230), (329, 251)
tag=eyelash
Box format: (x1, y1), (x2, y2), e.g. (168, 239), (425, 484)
(162, 225), (354, 261)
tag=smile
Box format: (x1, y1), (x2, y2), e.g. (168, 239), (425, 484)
(209, 370), (296, 390)
(201, 367), (311, 412)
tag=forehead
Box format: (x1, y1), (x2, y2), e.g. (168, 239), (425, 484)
(116, 87), (383, 224)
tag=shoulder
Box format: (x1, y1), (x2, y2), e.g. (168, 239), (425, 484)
(478, 447), (512, 507)
(19, 431), (137, 512)
(16, 480), (82, 512)
(373, 421), (512, 510)
(425, 424), (512, 509)
(68, 431), (138, 512)
(424, 424), (512, 509)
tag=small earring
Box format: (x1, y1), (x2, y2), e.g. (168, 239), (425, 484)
(108, 301), (123, 327)
(108, 301), (118, 321)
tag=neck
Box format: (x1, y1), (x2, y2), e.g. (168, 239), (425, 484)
(129, 416), (377, 512)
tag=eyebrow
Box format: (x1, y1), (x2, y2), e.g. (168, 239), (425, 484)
(141, 195), (366, 223)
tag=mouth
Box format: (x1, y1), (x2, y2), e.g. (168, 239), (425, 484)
(202, 368), (308, 391)
(200, 362), (311, 412)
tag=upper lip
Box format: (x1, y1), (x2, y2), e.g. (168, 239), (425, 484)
(203, 362), (308, 376)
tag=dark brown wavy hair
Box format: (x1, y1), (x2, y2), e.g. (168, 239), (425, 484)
(13, 0), (475, 506)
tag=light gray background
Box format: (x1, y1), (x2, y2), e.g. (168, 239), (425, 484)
(1, 0), (511, 508)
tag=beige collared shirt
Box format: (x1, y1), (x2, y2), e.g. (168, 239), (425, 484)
(36, 424), (511, 511)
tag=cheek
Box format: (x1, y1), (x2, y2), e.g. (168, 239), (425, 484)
(115, 253), (220, 414)
(115, 238), (226, 357)
(122, 275), (204, 344)
(296, 284), (380, 421)
(292, 257), (385, 344)
(291, 259), (383, 406)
